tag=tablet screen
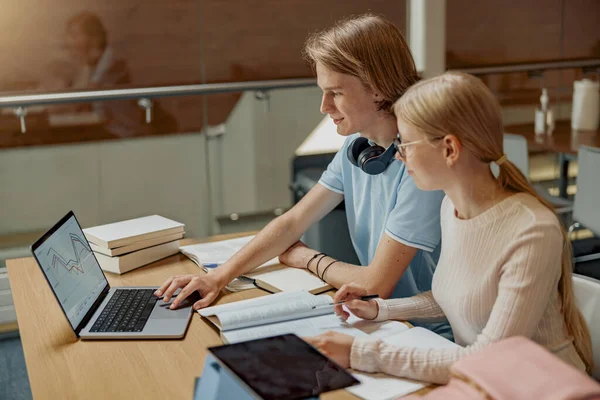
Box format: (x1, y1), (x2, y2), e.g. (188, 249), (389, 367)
(209, 334), (359, 400)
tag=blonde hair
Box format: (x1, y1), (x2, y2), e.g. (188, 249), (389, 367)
(394, 71), (594, 374)
(303, 13), (419, 115)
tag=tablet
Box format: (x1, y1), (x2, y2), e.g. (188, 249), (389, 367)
(208, 334), (359, 400)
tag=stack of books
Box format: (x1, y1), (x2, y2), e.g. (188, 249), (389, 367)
(83, 215), (185, 274)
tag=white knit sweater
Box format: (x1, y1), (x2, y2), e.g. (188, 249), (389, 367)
(350, 193), (586, 384)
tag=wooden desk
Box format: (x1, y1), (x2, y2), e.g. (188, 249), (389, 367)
(505, 121), (600, 197)
(7, 233), (432, 399)
(505, 121), (600, 156)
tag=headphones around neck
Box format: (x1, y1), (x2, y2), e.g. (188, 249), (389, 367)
(346, 137), (397, 175)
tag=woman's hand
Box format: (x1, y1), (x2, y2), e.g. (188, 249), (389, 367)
(334, 283), (379, 321)
(154, 271), (226, 310)
(304, 331), (355, 368)
(278, 241), (315, 269)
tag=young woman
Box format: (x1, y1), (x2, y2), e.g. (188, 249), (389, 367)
(155, 14), (450, 337)
(305, 72), (594, 383)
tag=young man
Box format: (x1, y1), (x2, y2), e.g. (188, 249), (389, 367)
(156, 14), (450, 337)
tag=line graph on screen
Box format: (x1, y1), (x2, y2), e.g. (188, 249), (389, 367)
(34, 216), (108, 327)
(40, 229), (104, 313)
(45, 233), (91, 282)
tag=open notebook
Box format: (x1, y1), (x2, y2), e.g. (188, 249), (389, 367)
(180, 236), (331, 294)
(198, 291), (361, 344)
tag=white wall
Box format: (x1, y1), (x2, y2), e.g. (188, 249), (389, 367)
(260, 87), (325, 210)
(0, 133), (210, 238)
(218, 87), (324, 218)
(0, 86), (324, 242)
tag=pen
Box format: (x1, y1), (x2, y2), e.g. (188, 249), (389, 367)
(202, 263), (221, 268)
(311, 294), (379, 309)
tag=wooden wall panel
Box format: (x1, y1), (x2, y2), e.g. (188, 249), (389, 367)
(446, 0), (562, 67)
(1, 0), (598, 148)
(562, 0), (600, 59)
(200, 0), (406, 82)
(0, 0), (406, 148)
(199, 0), (407, 126)
(447, 0), (600, 106)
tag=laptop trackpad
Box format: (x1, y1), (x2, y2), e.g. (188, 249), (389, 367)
(153, 292), (200, 319)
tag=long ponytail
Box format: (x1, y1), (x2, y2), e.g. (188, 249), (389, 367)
(497, 160), (594, 374)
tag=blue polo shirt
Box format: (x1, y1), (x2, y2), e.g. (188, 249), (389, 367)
(319, 134), (451, 337)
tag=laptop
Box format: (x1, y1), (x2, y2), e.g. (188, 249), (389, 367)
(31, 211), (197, 339)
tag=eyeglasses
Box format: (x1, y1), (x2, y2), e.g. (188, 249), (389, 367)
(393, 135), (443, 159)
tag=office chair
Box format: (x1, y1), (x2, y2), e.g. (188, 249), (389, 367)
(573, 273), (600, 380)
(503, 133), (573, 214)
(569, 146), (600, 264)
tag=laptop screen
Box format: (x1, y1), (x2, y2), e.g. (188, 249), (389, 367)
(32, 213), (108, 330)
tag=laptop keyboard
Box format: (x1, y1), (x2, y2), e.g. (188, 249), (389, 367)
(90, 289), (158, 333)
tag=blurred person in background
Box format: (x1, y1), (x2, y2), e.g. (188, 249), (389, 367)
(44, 12), (176, 137)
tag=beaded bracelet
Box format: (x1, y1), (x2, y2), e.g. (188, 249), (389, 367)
(306, 252), (326, 273)
(320, 260), (339, 281)
(315, 254), (329, 278)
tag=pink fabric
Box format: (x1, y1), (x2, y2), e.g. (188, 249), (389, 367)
(404, 336), (600, 400)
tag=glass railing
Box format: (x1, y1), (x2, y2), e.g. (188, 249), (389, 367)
(1, 60), (598, 237)
(0, 2), (408, 144)
(0, 83), (326, 240)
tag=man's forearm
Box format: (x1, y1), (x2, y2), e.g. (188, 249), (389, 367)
(308, 256), (396, 298)
(213, 215), (303, 284)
